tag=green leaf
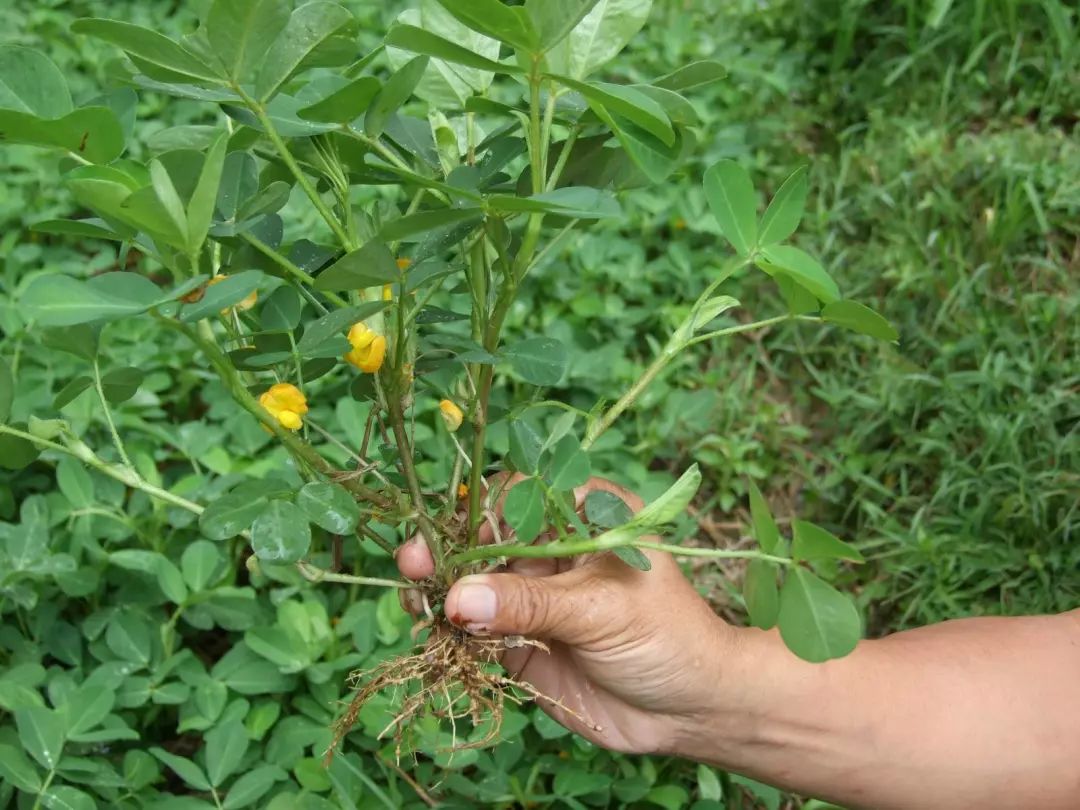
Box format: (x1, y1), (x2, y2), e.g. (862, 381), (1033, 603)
(296, 302), (388, 354)
(260, 286), (303, 332)
(56, 457), (94, 507)
(22, 275), (149, 328)
(584, 490), (632, 528)
(703, 159), (757, 257)
(593, 105), (683, 184)
(15, 706), (66, 770)
(71, 19), (221, 83)
(101, 366), (144, 404)
(206, 719), (249, 786)
(551, 75), (674, 146)
(505, 337), (568, 386)
(743, 559), (780, 630)
(778, 568), (861, 663)
(433, 0), (538, 52)
(487, 187), (622, 219)
(180, 271), (264, 322)
(759, 166), (808, 245)
(206, 0), (291, 83)
(671, 294), (740, 345)
(297, 76), (381, 122)
(223, 764), (287, 809)
(364, 54), (429, 137)
(149, 159), (189, 244)
(612, 545), (651, 571)
(64, 684), (115, 736)
(747, 480), (780, 554)
(314, 242), (399, 291)
(0, 742), (42, 793)
(377, 206), (483, 242)
(200, 492), (266, 541)
(508, 418), (545, 475)
(31, 218), (121, 241)
(106, 612), (152, 665)
(546, 435), (590, 490)
(791, 520), (864, 564)
(0, 46), (72, 116)
(821, 300), (899, 342)
(182, 540), (226, 592)
(187, 132), (228, 254)
(41, 786), (97, 810)
(384, 24), (523, 75)
(757, 245), (840, 304)
(634, 464), (700, 527)
(525, 0), (602, 50)
(296, 482), (360, 534)
(0, 106), (125, 164)
(0, 357), (12, 424)
(541, 0), (652, 78)
(503, 477), (545, 544)
(150, 747), (212, 791)
(654, 60), (727, 91)
(0, 427), (40, 470)
(256, 2), (357, 101)
(251, 500), (312, 563)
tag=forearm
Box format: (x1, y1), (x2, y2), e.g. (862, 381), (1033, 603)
(674, 610), (1080, 809)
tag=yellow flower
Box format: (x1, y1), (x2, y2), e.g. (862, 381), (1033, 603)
(344, 323), (386, 373)
(207, 275), (258, 313)
(382, 284), (393, 301)
(457, 483), (469, 499)
(439, 399), (463, 432)
(259, 383), (308, 431)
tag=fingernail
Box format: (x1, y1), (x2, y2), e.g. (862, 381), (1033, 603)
(451, 580), (497, 626)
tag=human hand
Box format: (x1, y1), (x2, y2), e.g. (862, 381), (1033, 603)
(396, 476), (737, 755)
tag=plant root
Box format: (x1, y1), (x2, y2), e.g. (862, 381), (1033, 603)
(325, 622), (600, 764)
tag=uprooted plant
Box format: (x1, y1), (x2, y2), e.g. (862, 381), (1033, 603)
(0, 0), (897, 760)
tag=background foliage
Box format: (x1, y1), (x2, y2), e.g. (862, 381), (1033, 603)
(0, 0), (1076, 808)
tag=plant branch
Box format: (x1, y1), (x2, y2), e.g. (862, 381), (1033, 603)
(240, 232), (348, 309)
(92, 359), (134, 468)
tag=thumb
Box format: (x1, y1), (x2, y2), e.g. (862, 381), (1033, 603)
(445, 573), (594, 644)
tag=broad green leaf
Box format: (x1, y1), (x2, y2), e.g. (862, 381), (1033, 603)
(22, 275), (155, 327)
(634, 84), (699, 126)
(776, 273), (820, 316)
(487, 187), (622, 219)
(206, 719), (249, 786)
(42, 786), (97, 810)
(223, 764), (288, 809)
(150, 747), (212, 791)
(296, 482), (360, 534)
(612, 545), (652, 570)
(260, 287), (303, 331)
(0, 742), (42, 792)
(56, 457), (94, 507)
(592, 105), (684, 184)
(821, 300), (899, 342)
(778, 568), (861, 663)
(297, 76), (381, 122)
(671, 294), (740, 345)
(551, 75), (673, 146)
(584, 490), (632, 528)
(0, 46), (72, 116)
(504, 477), (545, 543)
(206, 0), (291, 83)
(792, 520), (864, 564)
(71, 19), (221, 83)
(15, 706), (66, 770)
(743, 559), (780, 630)
(759, 166), (808, 245)
(64, 685), (115, 736)
(0, 107), (125, 164)
(364, 54), (429, 138)
(296, 302), (388, 354)
(526, 0), (602, 50)
(747, 480), (780, 554)
(543, 0), (652, 79)
(546, 435), (590, 490)
(200, 492), (266, 540)
(106, 612), (152, 665)
(0, 427), (40, 470)
(149, 159), (189, 243)
(101, 366), (145, 405)
(654, 60), (727, 91)
(256, 2), (357, 101)
(187, 132), (228, 253)
(217, 151), (259, 220)
(505, 337), (568, 386)
(179, 271), (264, 322)
(251, 500), (311, 563)
(703, 159), (757, 257)
(377, 206), (482, 242)
(634, 464), (700, 527)
(697, 765), (724, 802)
(182, 541), (226, 592)
(314, 242), (399, 291)
(434, 0), (538, 52)
(757, 245), (840, 304)
(0, 357), (12, 424)
(385, 23), (523, 75)
(508, 418), (545, 475)
(31, 218), (121, 241)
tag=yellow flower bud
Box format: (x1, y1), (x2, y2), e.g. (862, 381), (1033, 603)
(439, 399), (463, 432)
(457, 483), (469, 499)
(382, 284), (393, 301)
(259, 383), (308, 431)
(344, 323), (386, 373)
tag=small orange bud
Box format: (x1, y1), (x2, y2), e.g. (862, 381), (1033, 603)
(457, 483), (469, 499)
(396, 257), (412, 271)
(439, 399), (463, 432)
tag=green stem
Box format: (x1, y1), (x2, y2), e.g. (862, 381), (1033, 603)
(386, 398), (443, 573)
(93, 359), (133, 468)
(546, 126), (580, 192)
(240, 233), (348, 309)
(296, 562), (408, 589)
